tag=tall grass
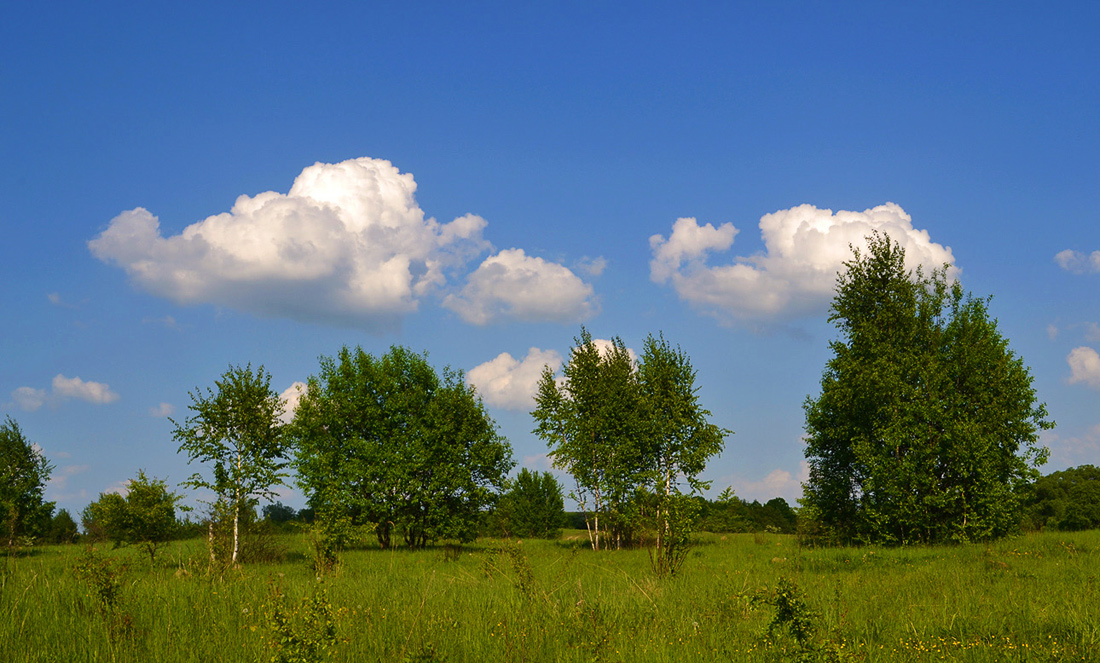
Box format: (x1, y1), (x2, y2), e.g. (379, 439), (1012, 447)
(3, 530), (1097, 661)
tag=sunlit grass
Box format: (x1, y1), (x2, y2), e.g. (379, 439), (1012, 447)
(2, 529), (1098, 661)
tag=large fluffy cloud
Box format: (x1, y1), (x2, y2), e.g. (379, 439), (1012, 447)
(1067, 346), (1100, 388)
(443, 248), (598, 325)
(1055, 250), (1100, 274)
(467, 348), (564, 410)
(91, 157), (596, 330)
(10, 375), (119, 411)
(649, 203), (956, 325)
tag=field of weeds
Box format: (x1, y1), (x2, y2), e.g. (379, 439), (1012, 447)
(3, 529), (1098, 662)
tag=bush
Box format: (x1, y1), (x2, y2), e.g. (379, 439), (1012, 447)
(80, 471), (181, 561)
(493, 469), (566, 539)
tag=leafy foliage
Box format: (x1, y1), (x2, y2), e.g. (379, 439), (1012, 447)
(292, 346), (514, 548)
(637, 333), (728, 573)
(173, 364), (289, 564)
(494, 469), (566, 539)
(262, 585), (344, 663)
(802, 233), (1052, 544)
(533, 328), (727, 557)
(1024, 465), (1100, 531)
(533, 329), (645, 550)
(0, 416), (54, 549)
(81, 492), (128, 544)
(124, 470), (181, 562)
(80, 472), (181, 561)
(696, 490), (799, 534)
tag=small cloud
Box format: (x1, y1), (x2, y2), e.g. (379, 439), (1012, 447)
(9, 375), (119, 411)
(444, 248), (598, 325)
(589, 338), (639, 365)
(1044, 424), (1100, 468)
(48, 464), (91, 492)
(279, 382), (307, 424)
(1085, 323), (1100, 343)
(52, 375), (120, 405)
(1055, 249), (1100, 274)
(103, 480), (132, 497)
(1067, 347), (1100, 389)
(467, 348), (564, 410)
(11, 387), (48, 412)
(725, 461), (809, 503)
(142, 315), (181, 330)
(149, 402), (174, 418)
(47, 292), (79, 309)
(521, 453), (555, 472)
(574, 256), (608, 277)
(1047, 324), (1059, 341)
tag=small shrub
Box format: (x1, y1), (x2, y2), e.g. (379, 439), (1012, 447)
(744, 577), (855, 662)
(71, 547), (134, 640)
(262, 584), (345, 663)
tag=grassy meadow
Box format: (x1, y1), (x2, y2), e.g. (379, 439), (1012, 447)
(3, 529), (1098, 662)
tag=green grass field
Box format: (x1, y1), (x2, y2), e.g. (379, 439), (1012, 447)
(3, 529), (1098, 662)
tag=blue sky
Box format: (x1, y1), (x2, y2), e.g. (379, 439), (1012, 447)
(3, 2), (1099, 517)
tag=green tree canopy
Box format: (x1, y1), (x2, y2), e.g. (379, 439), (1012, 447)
(495, 468), (567, 539)
(47, 508), (79, 544)
(0, 417), (54, 549)
(124, 470), (181, 562)
(533, 329), (646, 550)
(81, 492), (127, 544)
(291, 345), (514, 548)
(173, 364), (288, 564)
(802, 233), (1052, 544)
(80, 471), (181, 560)
(533, 328), (727, 554)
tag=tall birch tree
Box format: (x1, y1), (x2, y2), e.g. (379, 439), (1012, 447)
(638, 334), (728, 574)
(173, 364), (288, 565)
(533, 329), (646, 550)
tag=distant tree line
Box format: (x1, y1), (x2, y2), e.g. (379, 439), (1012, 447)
(1023, 465), (1100, 532)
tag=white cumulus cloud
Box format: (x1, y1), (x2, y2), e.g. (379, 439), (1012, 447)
(279, 382), (307, 424)
(51, 375), (120, 405)
(89, 157), (493, 331)
(10, 375), (119, 411)
(443, 248), (598, 325)
(467, 348), (564, 411)
(1067, 347), (1100, 389)
(1055, 249), (1100, 274)
(650, 203), (956, 325)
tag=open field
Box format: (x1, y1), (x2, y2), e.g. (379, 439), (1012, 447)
(3, 530), (1098, 662)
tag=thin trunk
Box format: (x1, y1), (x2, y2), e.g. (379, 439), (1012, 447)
(576, 479), (597, 551)
(232, 450), (241, 565)
(207, 520), (216, 565)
